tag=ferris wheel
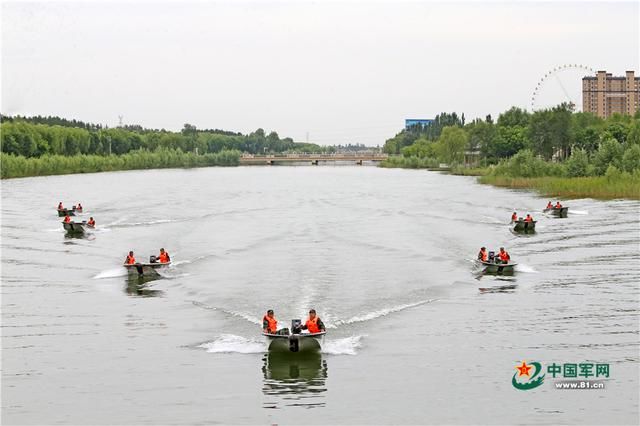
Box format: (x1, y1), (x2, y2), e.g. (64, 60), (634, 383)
(531, 64), (595, 111)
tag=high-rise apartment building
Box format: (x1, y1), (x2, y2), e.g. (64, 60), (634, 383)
(582, 70), (639, 118)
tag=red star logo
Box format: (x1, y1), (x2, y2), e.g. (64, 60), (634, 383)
(516, 361), (532, 377)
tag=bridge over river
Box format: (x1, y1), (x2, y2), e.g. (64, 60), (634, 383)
(239, 153), (389, 165)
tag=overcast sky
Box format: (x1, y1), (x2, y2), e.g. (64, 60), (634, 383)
(2, 0), (638, 145)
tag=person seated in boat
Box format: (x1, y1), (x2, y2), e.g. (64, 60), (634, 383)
(524, 214), (533, 222)
(546, 201), (552, 209)
(63, 214), (71, 223)
(263, 309), (278, 334)
(301, 309), (325, 334)
(498, 247), (511, 264)
(477, 247), (488, 262)
(555, 201), (562, 209)
(76, 203), (83, 212)
(156, 248), (170, 263)
(125, 251), (136, 265)
(58, 202), (64, 210)
(511, 212), (518, 222)
(87, 217), (96, 227)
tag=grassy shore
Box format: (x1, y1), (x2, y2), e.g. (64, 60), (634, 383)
(379, 155), (446, 170)
(1, 149), (241, 179)
(478, 174), (640, 200)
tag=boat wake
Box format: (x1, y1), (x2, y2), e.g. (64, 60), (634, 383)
(515, 264), (538, 273)
(197, 334), (364, 355)
(322, 335), (364, 355)
(328, 299), (436, 328)
(199, 334), (265, 354)
(93, 268), (128, 279)
(570, 210), (589, 215)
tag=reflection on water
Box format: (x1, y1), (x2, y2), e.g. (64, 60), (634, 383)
(262, 352), (328, 409)
(125, 276), (164, 297)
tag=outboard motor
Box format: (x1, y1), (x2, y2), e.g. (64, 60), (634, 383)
(291, 319), (302, 335)
(150, 255), (157, 264)
(289, 319), (303, 352)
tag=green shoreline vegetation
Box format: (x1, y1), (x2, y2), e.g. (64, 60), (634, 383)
(381, 105), (640, 200)
(0, 114), (339, 179)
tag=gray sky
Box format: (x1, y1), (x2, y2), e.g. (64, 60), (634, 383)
(2, 0), (638, 146)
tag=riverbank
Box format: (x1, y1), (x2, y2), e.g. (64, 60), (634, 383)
(0, 149), (240, 179)
(477, 174), (640, 200)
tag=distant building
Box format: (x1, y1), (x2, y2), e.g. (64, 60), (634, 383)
(405, 119), (433, 130)
(582, 70), (639, 118)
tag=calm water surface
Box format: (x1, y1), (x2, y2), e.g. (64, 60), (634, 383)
(2, 166), (639, 425)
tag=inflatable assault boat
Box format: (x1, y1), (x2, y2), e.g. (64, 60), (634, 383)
(263, 320), (325, 353)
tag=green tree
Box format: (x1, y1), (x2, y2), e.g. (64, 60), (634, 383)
(565, 148), (589, 177)
(497, 107), (530, 127)
(437, 126), (468, 164)
(622, 144), (640, 172)
(593, 136), (624, 175)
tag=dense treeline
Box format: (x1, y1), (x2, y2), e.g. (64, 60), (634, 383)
(1, 149), (240, 179)
(1, 115), (332, 158)
(383, 104), (640, 179)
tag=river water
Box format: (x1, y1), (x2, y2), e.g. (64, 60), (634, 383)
(1, 166), (639, 425)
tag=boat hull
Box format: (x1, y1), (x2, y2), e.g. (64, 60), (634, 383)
(543, 207), (569, 217)
(479, 260), (517, 274)
(263, 332), (325, 353)
(513, 220), (536, 232)
(123, 262), (171, 277)
(62, 221), (86, 234)
(58, 209), (76, 217)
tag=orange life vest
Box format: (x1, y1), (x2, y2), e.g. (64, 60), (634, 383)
(555, 203), (562, 208)
(511, 213), (517, 221)
(499, 251), (510, 262)
(306, 317), (321, 333)
(263, 315), (277, 334)
(524, 216), (533, 222)
(479, 250), (488, 262)
(126, 255), (136, 264)
(88, 219), (95, 226)
(547, 203), (552, 209)
(64, 216), (71, 223)
(158, 252), (169, 263)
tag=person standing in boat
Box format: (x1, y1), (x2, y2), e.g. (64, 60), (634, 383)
(498, 247), (511, 264)
(524, 214), (533, 222)
(511, 212), (518, 222)
(87, 217), (96, 227)
(477, 247), (488, 262)
(125, 251), (136, 264)
(76, 203), (83, 212)
(263, 309), (278, 334)
(156, 248), (170, 263)
(58, 202), (64, 210)
(301, 309), (325, 334)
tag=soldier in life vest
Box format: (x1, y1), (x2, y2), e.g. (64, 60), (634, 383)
(524, 214), (533, 222)
(498, 247), (510, 263)
(263, 309), (278, 334)
(546, 201), (552, 209)
(63, 214), (71, 223)
(125, 251), (136, 265)
(301, 309), (326, 334)
(477, 247), (488, 262)
(87, 217), (96, 227)
(555, 201), (562, 209)
(156, 248), (170, 263)
(76, 203), (83, 212)
(511, 212), (518, 222)
(58, 202), (64, 210)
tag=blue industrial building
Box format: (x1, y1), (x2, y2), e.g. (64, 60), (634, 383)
(405, 119), (434, 129)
